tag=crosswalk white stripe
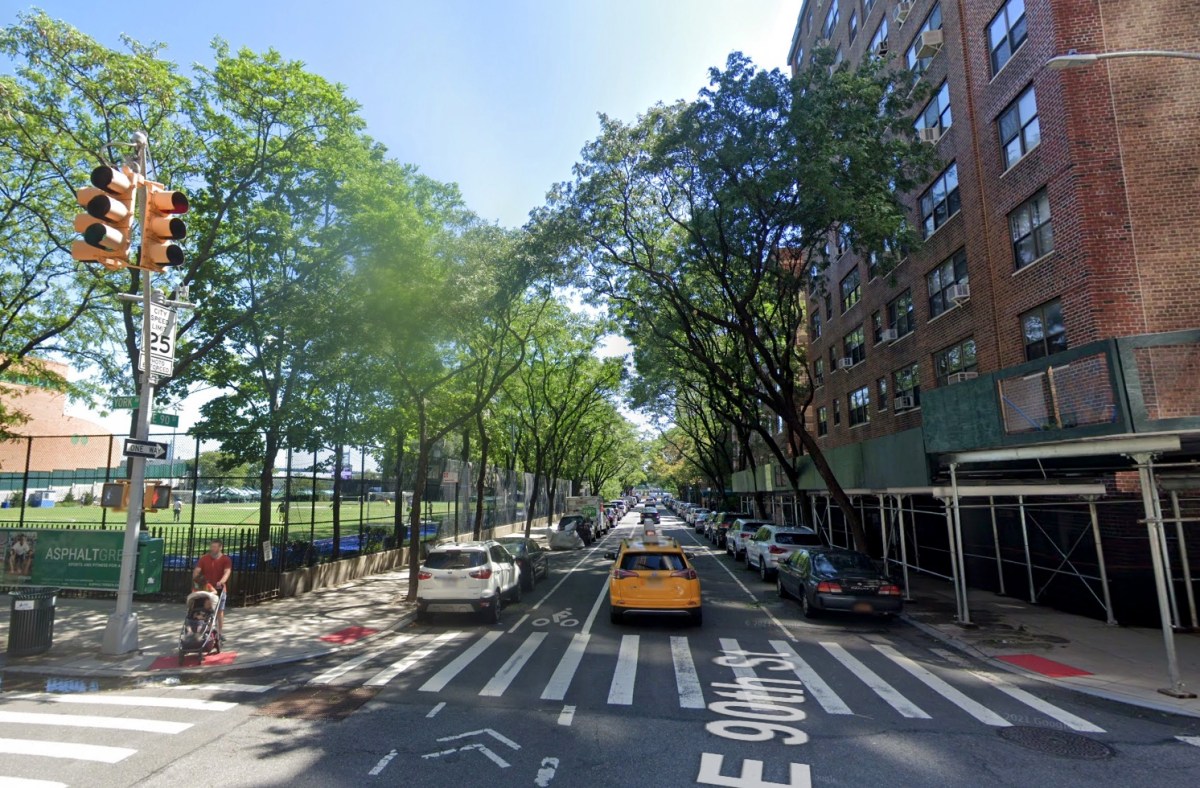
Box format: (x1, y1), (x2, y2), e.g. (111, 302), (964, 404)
(768, 640), (853, 715)
(607, 635), (640, 705)
(717, 638), (777, 711)
(365, 631), (461, 688)
(540, 634), (591, 701)
(309, 634), (413, 685)
(1177, 735), (1200, 748)
(479, 632), (548, 697)
(0, 777), (68, 788)
(872, 643), (1010, 727)
(820, 642), (930, 719)
(557, 705), (576, 727)
(167, 683), (276, 694)
(670, 636), (705, 709)
(419, 631), (503, 692)
(0, 737), (135, 764)
(969, 669), (1105, 733)
(11, 694), (235, 712)
(0, 710), (191, 735)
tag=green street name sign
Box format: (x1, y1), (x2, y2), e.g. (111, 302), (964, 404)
(150, 412), (179, 428)
(111, 395), (140, 409)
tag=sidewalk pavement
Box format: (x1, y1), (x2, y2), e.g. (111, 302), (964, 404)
(0, 568), (416, 679)
(901, 572), (1200, 718)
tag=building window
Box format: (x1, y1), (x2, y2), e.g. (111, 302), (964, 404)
(906, 4), (944, 79)
(894, 363), (921, 407)
(999, 85), (1040, 169)
(814, 357), (826, 387)
(833, 47), (844, 71)
(849, 386), (870, 427)
(934, 338), (978, 386)
(919, 162), (960, 238)
(817, 406), (829, 436)
(887, 290), (914, 337)
(823, 292), (832, 318)
(810, 306), (822, 340)
(915, 81), (952, 133)
(1010, 188), (1054, 269)
(989, 0), (1028, 75)
(877, 377), (889, 411)
(927, 249), (969, 318)
(872, 310), (884, 344)
(1021, 299), (1067, 361)
(843, 325), (866, 366)
(829, 345), (837, 369)
(837, 224), (852, 256)
(833, 398), (842, 426)
(849, 10), (858, 42)
(867, 251), (881, 280)
(840, 267), (861, 312)
(870, 17), (889, 57)
(864, 0), (875, 14)
(822, 3), (840, 40)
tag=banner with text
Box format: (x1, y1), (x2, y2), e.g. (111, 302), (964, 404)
(1, 529), (123, 589)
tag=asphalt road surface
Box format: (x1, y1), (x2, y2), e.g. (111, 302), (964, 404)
(3, 511), (1200, 787)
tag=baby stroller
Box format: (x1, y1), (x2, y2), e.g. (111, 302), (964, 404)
(178, 586), (225, 665)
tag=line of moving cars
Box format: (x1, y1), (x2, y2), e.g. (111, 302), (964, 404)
(668, 500), (903, 620)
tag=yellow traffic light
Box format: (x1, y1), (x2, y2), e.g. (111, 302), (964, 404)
(101, 481), (132, 512)
(140, 183), (188, 272)
(71, 166), (137, 271)
(143, 482), (172, 512)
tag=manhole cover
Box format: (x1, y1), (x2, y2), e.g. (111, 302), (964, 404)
(997, 726), (1114, 760)
(254, 687), (378, 721)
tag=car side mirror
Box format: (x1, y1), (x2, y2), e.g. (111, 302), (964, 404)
(604, 551), (616, 560)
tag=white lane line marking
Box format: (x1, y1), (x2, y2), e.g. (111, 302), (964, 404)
(426, 702), (446, 718)
(557, 705), (576, 727)
(167, 682), (276, 694)
(507, 613), (530, 634)
(310, 634), (413, 685)
(365, 632), (461, 688)
(527, 535), (615, 613)
(368, 749), (398, 776)
(480, 632), (548, 697)
(579, 575), (611, 636)
(1177, 735), (1200, 747)
(12, 694), (235, 712)
(670, 636), (705, 709)
(680, 530), (802, 641)
(872, 643), (1009, 727)
(820, 642), (930, 719)
(929, 647), (971, 668)
(969, 670), (1105, 733)
(0, 738), (135, 764)
(0, 778), (68, 788)
(768, 639), (853, 715)
(607, 635), (640, 705)
(0, 710), (191, 734)
(541, 634), (591, 701)
(419, 631), (503, 692)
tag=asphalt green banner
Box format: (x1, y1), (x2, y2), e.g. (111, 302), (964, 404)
(1, 529), (124, 589)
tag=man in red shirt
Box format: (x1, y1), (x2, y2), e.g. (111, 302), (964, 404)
(193, 539), (232, 640)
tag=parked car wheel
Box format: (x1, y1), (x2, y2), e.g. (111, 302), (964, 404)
(509, 580), (522, 603)
(776, 576), (790, 600)
(521, 568), (535, 591)
(759, 559), (770, 582)
(800, 591), (821, 619)
(480, 596), (502, 625)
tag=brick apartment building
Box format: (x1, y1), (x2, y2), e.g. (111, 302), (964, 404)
(732, 0), (1200, 628)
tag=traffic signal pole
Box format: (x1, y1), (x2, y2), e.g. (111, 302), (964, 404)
(102, 133), (153, 656)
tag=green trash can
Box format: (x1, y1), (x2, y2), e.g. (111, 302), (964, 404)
(7, 588), (57, 657)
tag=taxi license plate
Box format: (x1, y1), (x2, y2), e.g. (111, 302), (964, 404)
(645, 572), (663, 586)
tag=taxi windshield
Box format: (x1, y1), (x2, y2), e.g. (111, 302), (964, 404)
(620, 552), (686, 571)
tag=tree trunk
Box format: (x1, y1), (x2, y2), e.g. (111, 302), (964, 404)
(331, 443), (344, 560)
(407, 407), (429, 602)
(792, 424), (867, 553)
(393, 429), (406, 546)
(524, 472), (540, 538)
(473, 411), (489, 539)
(257, 430), (280, 563)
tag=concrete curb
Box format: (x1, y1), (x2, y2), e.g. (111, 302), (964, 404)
(901, 612), (1200, 720)
(0, 609), (419, 680)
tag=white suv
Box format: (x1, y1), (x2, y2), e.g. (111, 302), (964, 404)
(416, 541), (522, 625)
(744, 525), (825, 581)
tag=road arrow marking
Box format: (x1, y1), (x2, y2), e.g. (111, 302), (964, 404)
(436, 728), (520, 750)
(422, 743), (513, 769)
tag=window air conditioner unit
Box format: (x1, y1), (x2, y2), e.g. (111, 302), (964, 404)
(876, 39), (889, 56)
(894, 395), (915, 411)
(895, 3), (914, 25)
(918, 125), (943, 144)
(948, 283), (971, 303)
(948, 371), (979, 384)
(917, 29), (945, 59)
(880, 328), (899, 342)
(839, 357), (855, 370)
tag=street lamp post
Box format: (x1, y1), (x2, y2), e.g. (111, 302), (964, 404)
(1047, 48), (1200, 69)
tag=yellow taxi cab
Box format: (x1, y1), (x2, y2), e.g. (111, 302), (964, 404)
(605, 528), (702, 626)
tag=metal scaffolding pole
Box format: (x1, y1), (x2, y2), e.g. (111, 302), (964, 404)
(988, 495), (1006, 596)
(1017, 495), (1036, 603)
(941, 498), (964, 624)
(1169, 490), (1198, 631)
(949, 463), (973, 626)
(1086, 497), (1117, 626)
(895, 494), (912, 600)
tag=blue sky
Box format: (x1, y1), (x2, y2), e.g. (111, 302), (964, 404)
(11, 0), (796, 228)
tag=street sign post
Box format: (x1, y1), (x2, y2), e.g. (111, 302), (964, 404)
(150, 412), (179, 428)
(123, 439), (169, 460)
(136, 302), (177, 380)
(111, 395), (140, 410)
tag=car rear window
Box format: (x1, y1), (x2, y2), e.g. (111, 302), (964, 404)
(815, 552), (876, 574)
(425, 550), (486, 569)
(558, 516), (584, 530)
(499, 541), (526, 556)
(620, 552), (686, 571)
(776, 531), (823, 546)
(739, 522), (763, 532)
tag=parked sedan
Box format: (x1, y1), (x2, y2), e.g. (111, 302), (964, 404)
(776, 547), (902, 619)
(744, 525), (825, 581)
(726, 518), (768, 560)
(496, 536), (550, 590)
(639, 506), (660, 525)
